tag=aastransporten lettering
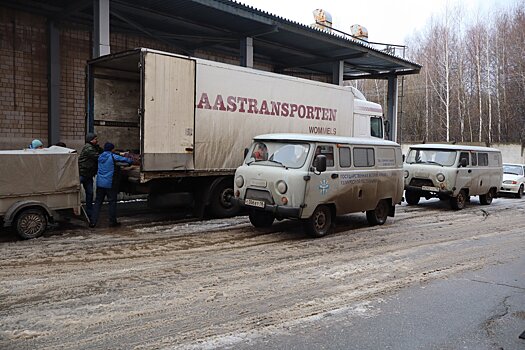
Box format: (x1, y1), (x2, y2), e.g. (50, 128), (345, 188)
(196, 92), (337, 121)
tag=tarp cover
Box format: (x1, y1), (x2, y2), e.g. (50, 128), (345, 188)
(0, 146), (79, 198)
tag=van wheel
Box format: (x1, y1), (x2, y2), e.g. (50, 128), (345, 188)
(405, 190), (420, 205)
(15, 208), (47, 239)
(450, 190), (467, 210)
(366, 200), (389, 226)
(209, 180), (238, 218)
(304, 205), (333, 238)
(249, 210), (275, 228)
(516, 185), (523, 199)
(479, 190), (494, 205)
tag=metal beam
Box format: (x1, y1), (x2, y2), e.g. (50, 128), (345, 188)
(93, 0), (110, 58)
(284, 52), (368, 69)
(48, 20), (60, 146)
(332, 61), (344, 86)
(240, 37), (253, 68)
(386, 75), (399, 142)
(111, 10), (192, 55)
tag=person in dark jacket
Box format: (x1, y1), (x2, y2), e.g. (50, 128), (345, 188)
(89, 142), (133, 228)
(79, 133), (103, 220)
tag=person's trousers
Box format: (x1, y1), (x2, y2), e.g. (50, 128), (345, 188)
(80, 175), (94, 218)
(91, 186), (118, 225)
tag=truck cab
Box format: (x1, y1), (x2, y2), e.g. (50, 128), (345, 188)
(233, 134), (403, 237)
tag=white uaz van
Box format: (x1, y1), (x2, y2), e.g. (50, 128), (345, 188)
(232, 134), (404, 237)
(403, 144), (503, 210)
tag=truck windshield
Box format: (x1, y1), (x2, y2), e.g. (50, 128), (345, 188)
(503, 164), (524, 175)
(406, 148), (457, 167)
(246, 142), (310, 169)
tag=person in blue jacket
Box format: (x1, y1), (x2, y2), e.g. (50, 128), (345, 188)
(89, 142), (133, 228)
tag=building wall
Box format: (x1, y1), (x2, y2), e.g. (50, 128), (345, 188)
(0, 6), (327, 151)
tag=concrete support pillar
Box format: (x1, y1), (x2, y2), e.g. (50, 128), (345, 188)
(48, 20), (60, 146)
(332, 60), (344, 86)
(240, 37), (253, 68)
(93, 0), (110, 58)
(387, 75), (399, 142)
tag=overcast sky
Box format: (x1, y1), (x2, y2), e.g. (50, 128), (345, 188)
(239, 0), (519, 45)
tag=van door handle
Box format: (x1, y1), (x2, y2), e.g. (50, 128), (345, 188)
(468, 169), (472, 173)
(331, 174), (339, 179)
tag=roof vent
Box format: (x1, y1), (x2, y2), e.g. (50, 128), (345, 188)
(311, 9), (332, 33)
(350, 24), (368, 42)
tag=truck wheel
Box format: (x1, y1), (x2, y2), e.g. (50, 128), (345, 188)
(15, 208), (47, 239)
(450, 190), (467, 210)
(405, 190), (420, 205)
(303, 205), (333, 238)
(516, 185), (523, 199)
(479, 190), (494, 205)
(366, 200), (389, 226)
(209, 180), (238, 218)
(249, 210), (275, 228)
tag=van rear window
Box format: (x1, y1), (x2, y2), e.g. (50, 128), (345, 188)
(354, 148), (375, 167)
(478, 153), (488, 166)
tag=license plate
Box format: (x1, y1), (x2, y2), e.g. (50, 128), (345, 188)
(422, 186), (439, 192)
(245, 198), (265, 208)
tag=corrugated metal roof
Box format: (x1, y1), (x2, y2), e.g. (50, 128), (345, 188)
(3, 0), (421, 79)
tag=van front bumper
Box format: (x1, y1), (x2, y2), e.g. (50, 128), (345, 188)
(405, 185), (453, 196)
(231, 197), (302, 218)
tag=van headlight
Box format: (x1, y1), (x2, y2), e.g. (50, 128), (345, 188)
(276, 180), (288, 194)
(403, 170), (409, 178)
(436, 173), (445, 182)
(235, 175), (244, 188)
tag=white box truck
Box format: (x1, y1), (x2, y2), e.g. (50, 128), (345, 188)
(87, 48), (386, 217)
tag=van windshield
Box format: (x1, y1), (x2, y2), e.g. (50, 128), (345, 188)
(246, 142), (310, 169)
(406, 148), (457, 167)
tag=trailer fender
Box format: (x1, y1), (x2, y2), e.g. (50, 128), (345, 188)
(3, 201), (53, 227)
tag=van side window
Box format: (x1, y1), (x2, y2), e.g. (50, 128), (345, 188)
(478, 153), (488, 166)
(471, 152), (478, 166)
(314, 145), (334, 167)
(459, 152), (469, 166)
(339, 147), (351, 167)
(354, 147), (375, 167)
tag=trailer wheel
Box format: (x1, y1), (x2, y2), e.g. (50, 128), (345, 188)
(479, 189), (494, 205)
(15, 208), (47, 239)
(303, 205), (333, 238)
(450, 190), (467, 210)
(248, 210), (275, 228)
(209, 180), (238, 218)
(366, 199), (389, 226)
(405, 190), (420, 205)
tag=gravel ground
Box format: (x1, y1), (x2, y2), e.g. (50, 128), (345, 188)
(0, 197), (524, 349)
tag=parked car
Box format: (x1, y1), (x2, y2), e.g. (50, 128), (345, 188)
(403, 144), (503, 210)
(498, 163), (525, 198)
(0, 146), (82, 239)
(232, 133), (404, 237)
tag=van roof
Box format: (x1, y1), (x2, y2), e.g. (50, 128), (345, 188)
(408, 143), (500, 153)
(254, 133), (400, 146)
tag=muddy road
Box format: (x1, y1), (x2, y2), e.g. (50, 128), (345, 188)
(1, 197), (524, 349)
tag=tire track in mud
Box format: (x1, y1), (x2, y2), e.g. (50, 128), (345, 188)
(0, 198), (524, 348)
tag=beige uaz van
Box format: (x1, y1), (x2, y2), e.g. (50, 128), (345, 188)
(232, 134), (404, 237)
(403, 144), (503, 210)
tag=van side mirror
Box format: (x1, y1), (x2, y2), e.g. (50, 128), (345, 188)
(384, 120), (391, 139)
(315, 155), (327, 173)
(402, 154), (406, 162)
(244, 148), (249, 159)
(459, 158), (468, 168)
